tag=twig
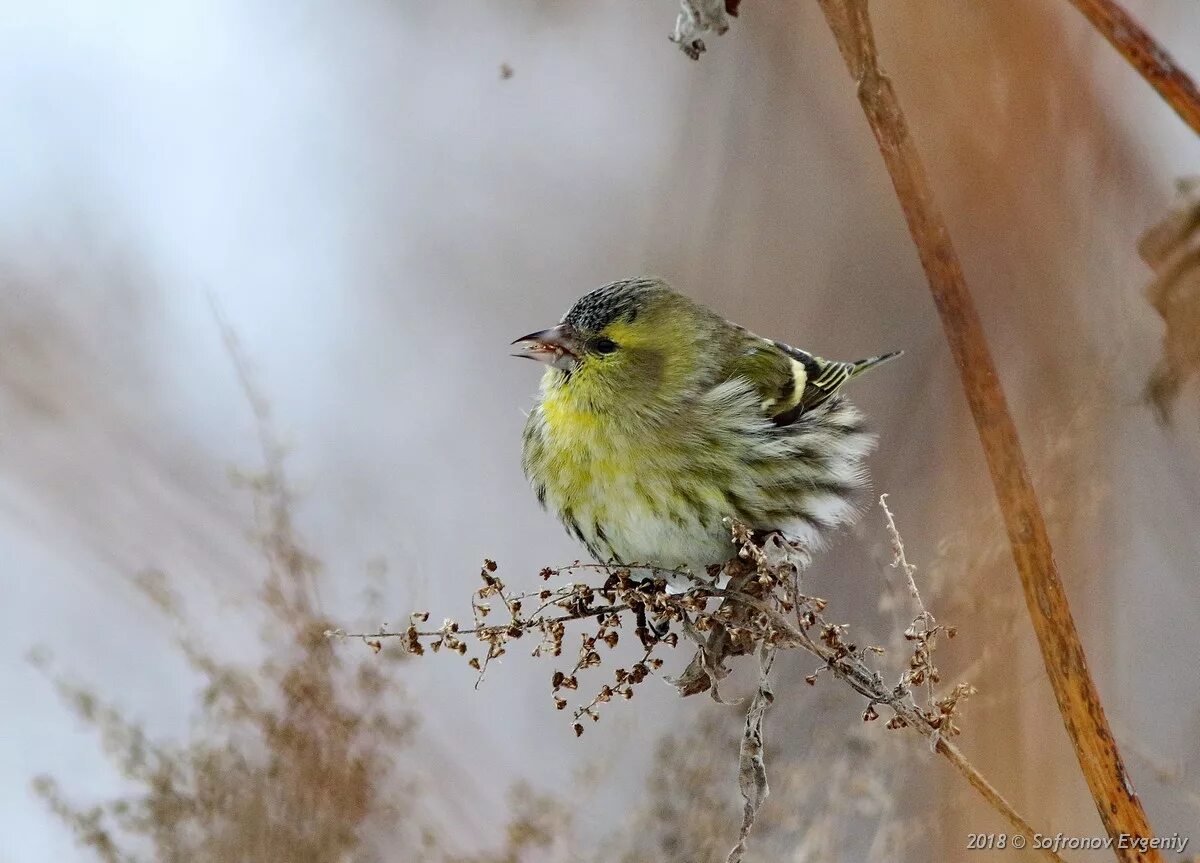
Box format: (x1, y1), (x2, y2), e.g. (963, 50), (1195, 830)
(726, 644), (775, 863)
(814, 1), (1159, 858)
(337, 513), (1066, 859)
(717, 587), (1064, 863)
(1065, 0), (1200, 137)
(880, 494), (941, 708)
(333, 603), (631, 641)
(880, 493), (929, 621)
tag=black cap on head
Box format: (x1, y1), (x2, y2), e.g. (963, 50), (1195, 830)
(561, 278), (666, 333)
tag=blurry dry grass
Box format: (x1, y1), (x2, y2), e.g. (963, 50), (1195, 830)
(609, 715), (744, 863)
(925, 387), (1108, 679)
(28, 328), (566, 863)
(30, 388), (417, 862)
(599, 691), (918, 863)
(447, 783), (567, 863)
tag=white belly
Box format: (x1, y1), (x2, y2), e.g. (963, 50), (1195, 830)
(597, 501), (735, 576)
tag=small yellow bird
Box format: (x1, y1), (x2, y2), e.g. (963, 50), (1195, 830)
(514, 277), (898, 581)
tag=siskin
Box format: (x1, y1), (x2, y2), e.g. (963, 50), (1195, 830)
(514, 277), (899, 582)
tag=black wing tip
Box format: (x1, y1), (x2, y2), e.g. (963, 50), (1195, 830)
(858, 350), (903, 369)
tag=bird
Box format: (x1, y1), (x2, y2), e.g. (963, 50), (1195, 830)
(513, 277), (899, 584)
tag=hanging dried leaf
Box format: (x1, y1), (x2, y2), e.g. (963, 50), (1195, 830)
(1138, 176), (1200, 423)
(668, 615), (736, 701)
(725, 646), (775, 863)
(670, 0), (731, 60)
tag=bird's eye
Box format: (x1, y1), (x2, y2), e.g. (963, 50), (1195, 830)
(593, 338), (618, 355)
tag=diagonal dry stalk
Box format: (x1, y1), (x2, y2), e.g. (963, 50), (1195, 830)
(1064, 0), (1200, 137)
(346, 508), (1074, 862)
(814, 0), (1160, 859)
(721, 587), (1064, 863)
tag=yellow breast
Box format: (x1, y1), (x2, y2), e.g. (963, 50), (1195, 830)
(538, 389), (627, 508)
(525, 383), (740, 574)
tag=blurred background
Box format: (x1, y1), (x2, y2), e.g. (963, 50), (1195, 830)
(2, 1), (1200, 860)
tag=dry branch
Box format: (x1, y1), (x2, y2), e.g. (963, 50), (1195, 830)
(341, 508), (1069, 862)
(721, 591), (1061, 863)
(814, 0), (1159, 858)
(1065, 0), (1200, 137)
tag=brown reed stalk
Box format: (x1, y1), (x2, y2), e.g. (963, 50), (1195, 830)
(814, 0), (1160, 858)
(1066, 0), (1200, 136)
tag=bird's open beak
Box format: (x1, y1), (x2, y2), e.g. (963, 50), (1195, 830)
(511, 324), (583, 371)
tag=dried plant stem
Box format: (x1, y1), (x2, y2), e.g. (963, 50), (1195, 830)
(815, 0), (1158, 858)
(1065, 0), (1200, 137)
(341, 508), (1065, 858)
(880, 493), (929, 620)
(722, 590), (1065, 863)
(413, 605), (631, 639)
(933, 737), (1059, 861)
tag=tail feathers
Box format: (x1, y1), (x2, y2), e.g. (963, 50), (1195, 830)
(849, 350), (903, 378)
(800, 350), (902, 411)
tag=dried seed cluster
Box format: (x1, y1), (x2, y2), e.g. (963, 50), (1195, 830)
(331, 503), (973, 863)
(333, 512), (970, 747)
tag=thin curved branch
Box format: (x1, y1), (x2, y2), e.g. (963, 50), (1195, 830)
(814, 0), (1160, 859)
(729, 591), (1066, 863)
(1065, 0), (1200, 137)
